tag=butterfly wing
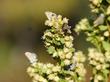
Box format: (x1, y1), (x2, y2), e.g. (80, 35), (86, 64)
(45, 11), (56, 20)
(25, 52), (37, 64)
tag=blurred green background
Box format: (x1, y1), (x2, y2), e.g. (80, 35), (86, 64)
(0, 0), (90, 82)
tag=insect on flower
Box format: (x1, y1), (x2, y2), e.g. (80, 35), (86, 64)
(25, 52), (38, 64)
(94, 13), (105, 27)
(45, 11), (56, 20)
(64, 63), (76, 71)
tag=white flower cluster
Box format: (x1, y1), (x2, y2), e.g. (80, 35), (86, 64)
(26, 51), (86, 82)
(89, 0), (110, 14)
(75, 0), (110, 54)
(45, 11), (68, 28)
(107, 6), (110, 15)
(43, 12), (74, 60)
(27, 63), (62, 82)
(75, 18), (89, 33)
(73, 51), (86, 78)
(25, 12), (86, 82)
(74, 0), (110, 82)
(88, 49), (108, 70)
(105, 51), (110, 62)
(89, 0), (102, 13)
(88, 48), (110, 82)
(89, 0), (102, 7)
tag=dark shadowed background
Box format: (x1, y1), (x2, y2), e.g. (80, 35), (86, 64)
(0, 0), (91, 82)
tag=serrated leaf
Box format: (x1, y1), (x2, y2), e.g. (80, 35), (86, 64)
(102, 41), (110, 51)
(47, 46), (55, 54)
(98, 25), (108, 31)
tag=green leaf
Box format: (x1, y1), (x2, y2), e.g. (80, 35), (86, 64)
(102, 69), (109, 75)
(60, 38), (65, 44)
(59, 79), (67, 82)
(107, 16), (110, 22)
(61, 61), (65, 66)
(106, 0), (110, 3)
(102, 41), (110, 51)
(69, 48), (75, 52)
(98, 25), (108, 31)
(47, 46), (55, 54)
(87, 37), (93, 41)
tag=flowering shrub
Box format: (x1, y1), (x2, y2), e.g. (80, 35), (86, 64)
(75, 0), (110, 82)
(25, 0), (110, 82)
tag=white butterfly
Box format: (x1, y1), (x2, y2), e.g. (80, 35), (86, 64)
(45, 11), (56, 20)
(94, 13), (105, 27)
(25, 52), (37, 64)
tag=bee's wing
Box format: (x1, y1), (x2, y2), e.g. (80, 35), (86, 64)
(25, 52), (37, 64)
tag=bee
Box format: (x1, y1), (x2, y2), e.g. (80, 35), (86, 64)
(64, 63), (76, 71)
(25, 52), (37, 64)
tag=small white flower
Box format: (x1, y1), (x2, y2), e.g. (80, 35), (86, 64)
(46, 69), (52, 74)
(90, 0), (102, 6)
(104, 31), (109, 37)
(52, 66), (61, 72)
(96, 75), (104, 81)
(75, 63), (86, 76)
(100, 37), (104, 41)
(107, 6), (110, 15)
(96, 64), (102, 70)
(63, 17), (69, 24)
(73, 51), (85, 63)
(65, 41), (73, 48)
(25, 52), (37, 64)
(64, 47), (69, 53)
(54, 76), (60, 81)
(64, 59), (71, 65)
(48, 74), (55, 80)
(58, 50), (65, 59)
(66, 52), (73, 59)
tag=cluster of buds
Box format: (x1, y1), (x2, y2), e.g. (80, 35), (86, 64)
(75, 0), (110, 52)
(74, 0), (110, 82)
(89, 0), (110, 14)
(25, 12), (86, 82)
(45, 12), (68, 28)
(75, 18), (90, 33)
(88, 48), (110, 82)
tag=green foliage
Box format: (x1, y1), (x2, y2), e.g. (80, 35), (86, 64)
(102, 41), (110, 51)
